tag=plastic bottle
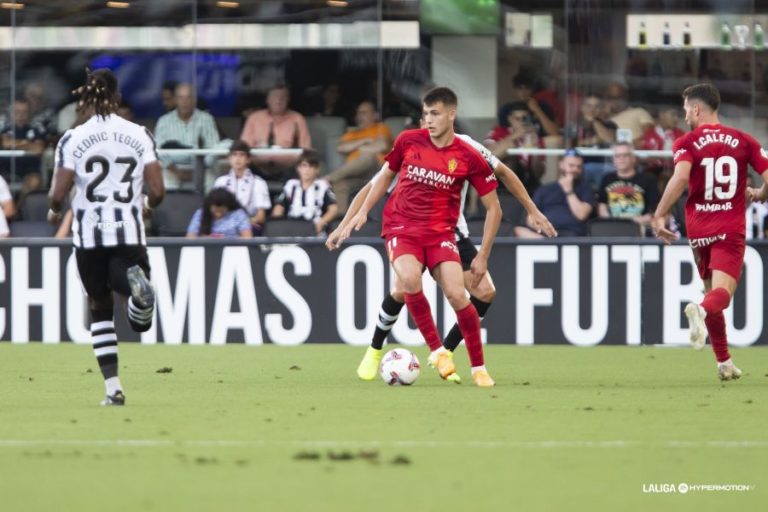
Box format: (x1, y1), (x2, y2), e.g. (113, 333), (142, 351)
(755, 22), (764, 50)
(639, 21), (647, 47)
(721, 23), (732, 49)
(662, 22), (671, 46)
(683, 22), (691, 47)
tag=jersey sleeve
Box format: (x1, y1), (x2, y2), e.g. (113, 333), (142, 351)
(252, 178), (272, 210)
(458, 134), (500, 170)
(466, 150), (498, 197)
(672, 136), (693, 166)
(54, 129), (76, 170)
(746, 135), (768, 175)
(186, 208), (202, 235)
(383, 132), (407, 172)
(141, 127), (160, 166)
(235, 210), (251, 232)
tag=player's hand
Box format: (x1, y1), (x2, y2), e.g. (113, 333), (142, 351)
(469, 254), (488, 289)
(747, 187), (766, 203)
(47, 208), (62, 225)
(325, 225), (345, 251)
(651, 216), (677, 244)
(349, 211), (368, 233)
(527, 209), (557, 237)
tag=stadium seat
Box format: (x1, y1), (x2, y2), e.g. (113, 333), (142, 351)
(459, 118), (495, 143)
(588, 219), (643, 237)
(9, 220), (57, 237)
(306, 116), (347, 174)
(264, 218), (317, 237)
(384, 116), (410, 139)
(17, 190), (51, 221)
(150, 190), (203, 236)
(216, 116), (243, 140)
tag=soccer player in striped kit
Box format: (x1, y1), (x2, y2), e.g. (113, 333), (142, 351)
(48, 68), (165, 405)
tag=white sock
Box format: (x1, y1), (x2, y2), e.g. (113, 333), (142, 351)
(471, 365), (487, 375)
(105, 376), (123, 396)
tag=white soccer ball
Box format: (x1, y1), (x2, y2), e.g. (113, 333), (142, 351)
(380, 348), (421, 386)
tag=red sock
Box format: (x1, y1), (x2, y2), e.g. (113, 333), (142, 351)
(403, 292), (442, 351)
(455, 303), (484, 367)
(704, 311), (731, 362)
(700, 288), (731, 316)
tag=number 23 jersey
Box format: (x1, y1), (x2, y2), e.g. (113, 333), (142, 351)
(673, 123), (768, 238)
(55, 113), (159, 249)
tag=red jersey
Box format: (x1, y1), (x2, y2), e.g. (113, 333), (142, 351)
(382, 129), (498, 239)
(673, 123), (768, 238)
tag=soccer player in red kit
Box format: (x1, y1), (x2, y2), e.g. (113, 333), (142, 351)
(344, 87), (502, 387)
(652, 83), (768, 381)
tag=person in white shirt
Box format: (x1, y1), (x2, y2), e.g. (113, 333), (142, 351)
(0, 175), (15, 237)
(212, 140), (271, 235)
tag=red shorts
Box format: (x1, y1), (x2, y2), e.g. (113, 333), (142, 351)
(385, 234), (461, 271)
(689, 233), (745, 281)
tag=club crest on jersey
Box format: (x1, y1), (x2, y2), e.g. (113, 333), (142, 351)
(447, 158), (458, 173)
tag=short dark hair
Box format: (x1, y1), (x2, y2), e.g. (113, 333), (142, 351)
(298, 149), (320, 168)
(512, 71), (537, 89)
(229, 139), (251, 155)
(683, 83), (720, 111)
(422, 86), (458, 108)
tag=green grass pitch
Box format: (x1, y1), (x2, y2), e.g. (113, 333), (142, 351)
(0, 344), (765, 512)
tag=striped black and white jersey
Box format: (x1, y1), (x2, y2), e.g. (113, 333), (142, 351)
(55, 113), (159, 249)
(276, 178), (336, 221)
(455, 133), (500, 239)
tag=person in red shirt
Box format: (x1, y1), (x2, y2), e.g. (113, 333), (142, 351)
(652, 83), (768, 381)
(342, 87), (503, 387)
(641, 105), (686, 176)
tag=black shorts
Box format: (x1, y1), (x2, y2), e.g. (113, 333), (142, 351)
(457, 235), (478, 271)
(75, 245), (150, 300)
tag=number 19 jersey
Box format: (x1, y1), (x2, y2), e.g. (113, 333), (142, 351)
(673, 123), (768, 238)
(55, 114), (159, 249)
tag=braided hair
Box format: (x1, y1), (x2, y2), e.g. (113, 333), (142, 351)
(72, 68), (120, 119)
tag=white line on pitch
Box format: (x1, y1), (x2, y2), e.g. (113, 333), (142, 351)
(0, 439), (767, 449)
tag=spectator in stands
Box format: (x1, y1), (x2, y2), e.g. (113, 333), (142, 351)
(186, 188), (252, 239)
(213, 140), (271, 235)
(604, 82), (654, 147)
(0, 98), (46, 180)
(0, 174), (15, 238)
(597, 142), (659, 232)
(271, 150), (338, 234)
(24, 83), (57, 140)
(514, 149), (594, 238)
(307, 82), (345, 118)
(484, 102), (544, 194)
(240, 84), (312, 179)
(161, 81), (178, 113)
(506, 71), (560, 138)
(746, 200), (768, 240)
(640, 105), (685, 176)
(324, 100), (392, 213)
(154, 83), (220, 189)
(567, 92), (617, 189)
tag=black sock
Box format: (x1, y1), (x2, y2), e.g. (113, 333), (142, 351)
(371, 295), (404, 350)
(91, 309), (118, 380)
(443, 296), (492, 351)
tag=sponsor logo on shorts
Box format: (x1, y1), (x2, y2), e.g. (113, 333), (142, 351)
(440, 240), (459, 254)
(695, 202), (732, 212)
(689, 233), (727, 248)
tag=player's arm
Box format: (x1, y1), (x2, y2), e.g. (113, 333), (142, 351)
(143, 161), (165, 209)
(471, 189), (502, 288)
(47, 166), (75, 224)
(652, 161), (691, 244)
(493, 161), (557, 237)
(345, 162), (395, 236)
(326, 180), (372, 251)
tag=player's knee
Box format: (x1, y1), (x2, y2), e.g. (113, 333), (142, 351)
(469, 279), (496, 303)
(444, 288), (469, 310)
(390, 289), (405, 303)
(400, 277), (422, 294)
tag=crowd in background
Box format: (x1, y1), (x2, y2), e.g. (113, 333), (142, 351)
(1, 68), (767, 241)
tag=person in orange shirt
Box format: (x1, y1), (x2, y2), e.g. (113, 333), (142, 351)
(325, 100), (392, 213)
(240, 84), (312, 179)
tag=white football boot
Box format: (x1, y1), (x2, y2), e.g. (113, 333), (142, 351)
(684, 302), (707, 350)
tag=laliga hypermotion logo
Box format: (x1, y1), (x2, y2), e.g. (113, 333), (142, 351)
(447, 158), (458, 174)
